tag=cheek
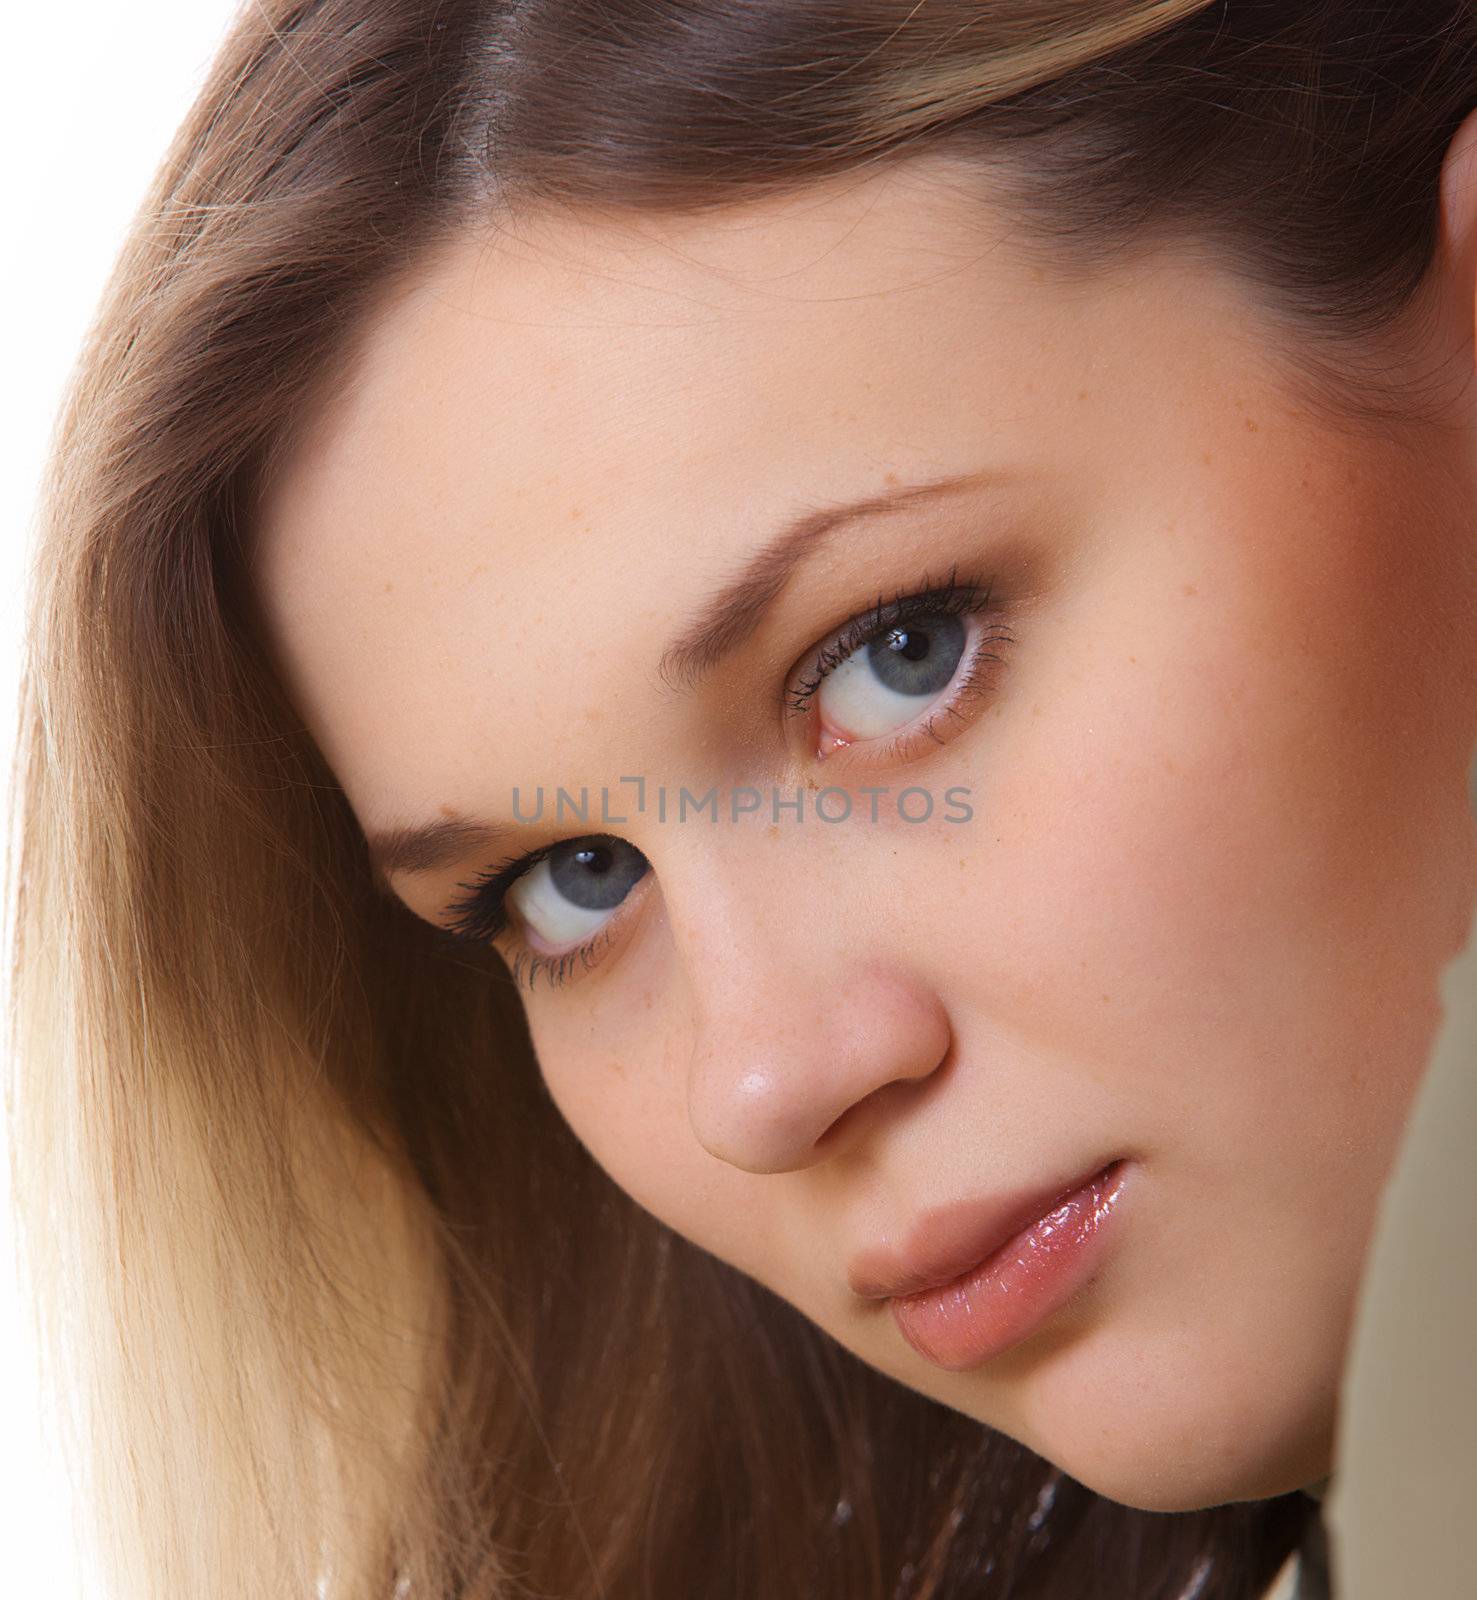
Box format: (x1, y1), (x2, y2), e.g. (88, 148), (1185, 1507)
(522, 944), (730, 1237)
(961, 449), (1477, 1178)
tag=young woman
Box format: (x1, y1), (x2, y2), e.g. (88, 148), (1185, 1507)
(9, 2), (1477, 1596)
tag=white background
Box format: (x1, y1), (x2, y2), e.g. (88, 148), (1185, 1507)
(2, 6), (242, 1589)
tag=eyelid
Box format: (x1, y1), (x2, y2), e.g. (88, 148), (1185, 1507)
(440, 843), (555, 944)
(784, 564), (998, 715)
(436, 838), (652, 993)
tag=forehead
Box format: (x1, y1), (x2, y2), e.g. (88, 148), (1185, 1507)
(249, 158), (1244, 830)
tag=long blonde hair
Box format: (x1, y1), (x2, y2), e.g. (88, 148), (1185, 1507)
(10, 2), (1472, 1595)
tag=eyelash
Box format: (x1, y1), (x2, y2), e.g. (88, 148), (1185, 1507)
(435, 566), (1014, 991)
(436, 844), (550, 949)
(785, 564), (1008, 733)
(431, 842), (631, 993)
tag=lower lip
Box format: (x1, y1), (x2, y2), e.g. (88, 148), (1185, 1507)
(889, 1159), (1131, 1371)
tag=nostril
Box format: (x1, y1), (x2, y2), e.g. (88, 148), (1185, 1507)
(815, 1101), (858, 1154)
(814, 1076), (911, 1156)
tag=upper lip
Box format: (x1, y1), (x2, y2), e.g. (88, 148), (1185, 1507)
(847, 1158), (1121, 1302)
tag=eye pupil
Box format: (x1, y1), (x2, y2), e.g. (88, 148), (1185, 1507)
(864, 611), (965, 697)
(548, 835), (648, 911)
(886, 625), (930, 662)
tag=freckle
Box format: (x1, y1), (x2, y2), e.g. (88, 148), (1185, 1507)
(1201, 451), (1213, 465)
(1244, 417), (1259, 432)
(1077, 389), (1090, 401)
(1032, 703), (1042, 718)
(438, 803), (455, 817)
(643, 989), (654, 1010)
(1182, 582), (1198, 597)
(767, 824), (781, 839)
(1163, 755), (1178, 774)
(883, 470), (899, 486)
(570, 506), (582, 520)
(1101, 993), (1111, 1003)
(584, 707), (602, 725)
(1128, 655), (1137, 663)
(382, 581), (393, 593)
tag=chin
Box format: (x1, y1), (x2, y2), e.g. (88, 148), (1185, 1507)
(1008, 1388), (1339, 1514)
(1067, 1462), (1315, 1515)
(949, 1319), (1343, 1514)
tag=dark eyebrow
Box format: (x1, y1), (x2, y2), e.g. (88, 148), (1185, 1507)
(366, 464), (1009, 886)
(365, 815), (510, 887)
(654, 465), (1006, 694)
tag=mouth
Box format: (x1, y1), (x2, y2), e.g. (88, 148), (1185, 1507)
(883, 1158), (1132, 1371)
(848, 1156), (1128, 1301)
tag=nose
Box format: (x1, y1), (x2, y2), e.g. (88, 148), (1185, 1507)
(683, 922), (953, 1175)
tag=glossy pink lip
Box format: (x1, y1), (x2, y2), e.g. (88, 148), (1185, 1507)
(886, 1160), (1131, 1371)
(848, 1158), (1125, 1302)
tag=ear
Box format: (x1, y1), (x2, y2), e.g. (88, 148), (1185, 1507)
(1438, 106), (1477, 352)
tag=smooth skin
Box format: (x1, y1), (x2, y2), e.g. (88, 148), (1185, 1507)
(253, 111), (1477, 1512)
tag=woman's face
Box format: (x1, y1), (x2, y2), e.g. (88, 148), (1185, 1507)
(254, 154), (1477, 1512)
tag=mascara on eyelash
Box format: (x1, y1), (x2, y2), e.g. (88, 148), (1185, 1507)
(440, 845), (552, 945)
(437, 565), (1006, 969)
(784, 567), (1000, 716)
(508, 934), (609, 992)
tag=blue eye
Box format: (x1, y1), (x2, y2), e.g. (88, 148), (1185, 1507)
(818, 612), (969, 737)
(509, 836), (650, 945)
(430, 567), (1012, 992)
(437, 833), (651, 991)
(785, 569), (1014, 759)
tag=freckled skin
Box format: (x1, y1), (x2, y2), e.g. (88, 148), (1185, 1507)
(252, 145), (1477, 1511)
